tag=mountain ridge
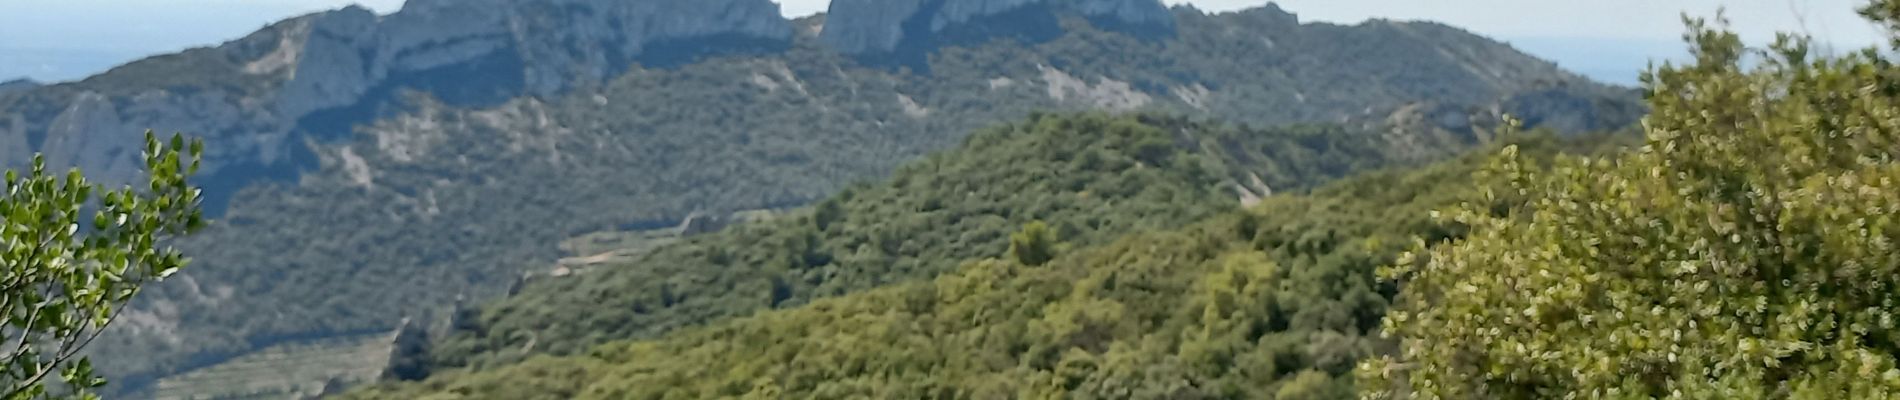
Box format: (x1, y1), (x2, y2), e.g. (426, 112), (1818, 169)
(0, 1), (1627, 204)
(0, 0), (795, 211)
(820, 0), (1177, 63)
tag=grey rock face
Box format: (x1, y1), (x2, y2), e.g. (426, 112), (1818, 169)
(275, 7), (381, 120)
(818, 0), (928, 55)
(0, 0), (794, 210)
(821, 0), (1174, 55)
(372, 0), (794, 96)
(39, 93), (135, 184)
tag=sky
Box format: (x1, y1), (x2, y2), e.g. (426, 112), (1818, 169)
(0, 0), (1888, 85)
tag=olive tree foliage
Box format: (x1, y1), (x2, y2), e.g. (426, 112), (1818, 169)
(1362, 5), (1900, 399)
(1, 132), (203, 399)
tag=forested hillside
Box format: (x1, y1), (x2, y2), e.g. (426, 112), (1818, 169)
(347, 127), (1612, 399)
(71, 2), (1641, 393)
(425, 113), (1437, 371)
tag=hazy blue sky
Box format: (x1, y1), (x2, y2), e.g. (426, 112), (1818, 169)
(0, 0), (1887, 85)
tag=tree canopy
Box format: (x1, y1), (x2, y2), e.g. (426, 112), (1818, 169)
(1, 132), (203, 399)
(1365, 6), (1900, 399)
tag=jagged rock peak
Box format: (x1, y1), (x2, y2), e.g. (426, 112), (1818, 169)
(255, 0), (796, 121)
(0, 0), (797, 214)
(345, 0), (795, 95)
(821, 0), (1174, 55)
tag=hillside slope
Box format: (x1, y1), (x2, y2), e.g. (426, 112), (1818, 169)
(423, 113), (1417, 372)
(348, 130), (1606, 399)
(33, 1), (1644, 392)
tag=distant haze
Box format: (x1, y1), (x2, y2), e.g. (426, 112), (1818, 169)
(0, 0), (1884, 86)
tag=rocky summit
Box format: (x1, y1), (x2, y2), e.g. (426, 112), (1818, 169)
(820, 0), (1174, 57)
(0, 0), (791, 211)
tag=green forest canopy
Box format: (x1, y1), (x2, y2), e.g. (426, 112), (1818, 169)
(349, 130), (1600, 399)
(1364, 8), (1900, 399)
(427, 112), (1445, 371)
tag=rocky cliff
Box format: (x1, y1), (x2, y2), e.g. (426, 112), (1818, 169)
(820, 0), (1174, 58)
(0, 0), (792, 212)
(3, 0), (1183, 205)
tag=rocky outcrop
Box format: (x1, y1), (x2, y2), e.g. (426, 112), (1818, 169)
(821, 0), (1174, 56)
(381, 318), (431, 381)
(274, 8), (380, 121)
(375, 0), (792, 96)
(0, 0), (793, 212)
(1038, 64), (1151, 111)
(38, 91), (269, 186)
(820, 0), (927, 57)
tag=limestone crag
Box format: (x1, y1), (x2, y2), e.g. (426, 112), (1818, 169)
(375, 0), (793, 95)
(820, 0), (1174, 55)
(0, 0), (793, 210)
(2, 0), (1177, 203)
(818, 0), (928, 54)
